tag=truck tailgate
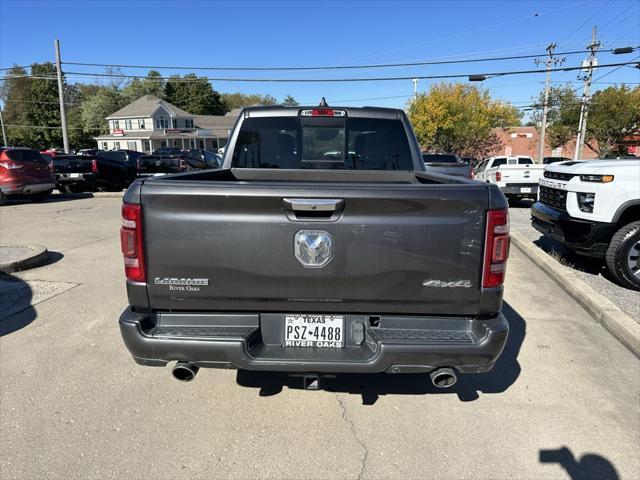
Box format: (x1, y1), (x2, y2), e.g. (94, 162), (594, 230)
(141, 179), (488, 316)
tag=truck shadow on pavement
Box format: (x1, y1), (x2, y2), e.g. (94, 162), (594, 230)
(2, 192), (93, 207)
(236, 302), (525, 405)
(0, 273), (36, 336)
(539, 447), (619, 480)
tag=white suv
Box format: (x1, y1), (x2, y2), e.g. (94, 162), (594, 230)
(531, 159), (640, 290)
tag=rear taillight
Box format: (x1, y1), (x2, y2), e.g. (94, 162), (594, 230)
(120, 204), (145, 282)
(49, 161), (54, 173)
(495, 171), (501, 182)
(0, 161), (22, 170)
(91, 159), (99, 173)
(179, 159), (187, 171)
(482, 209), (510, 289)
(469, 169), (474, 179)
(136, 158), (140, 171)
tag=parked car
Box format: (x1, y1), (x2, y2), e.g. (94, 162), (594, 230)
(137, 149), (222, 177)
(0, 147), (55, 204)
(152, 147), (183, 156)
(52, 155), (99, 192)
(475, 155), (544, 201)
(94, 150), (144, 190)
(422, 153), (473, 178)
(118, 105), (510, 388)
(53, 150), (142, 192)
(532, 158), (640, 290)
(543, 156), (572, 165)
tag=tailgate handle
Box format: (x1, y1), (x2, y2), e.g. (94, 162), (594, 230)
(282, 198), (344, 212)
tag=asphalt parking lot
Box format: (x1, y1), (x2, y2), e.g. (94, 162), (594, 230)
(1, 195), (639, 480)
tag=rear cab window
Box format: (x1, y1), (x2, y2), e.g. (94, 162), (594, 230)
(231, 114), (414, 170)
(518, 157), (533, 165)
(5, 149), (47, 163)
(422, 154), (459, 163)
(492, 158), (507, 167)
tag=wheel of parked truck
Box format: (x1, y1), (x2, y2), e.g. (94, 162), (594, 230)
(605, 221), (640, 291)
(30, 190), (52, 203)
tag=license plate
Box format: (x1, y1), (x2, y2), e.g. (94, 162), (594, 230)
(520, 187), (532, 193)
(70, 173), (81, 178)
(284, 314), (344, 348)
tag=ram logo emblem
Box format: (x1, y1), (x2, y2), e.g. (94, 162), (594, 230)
(294, 230), (333, 268)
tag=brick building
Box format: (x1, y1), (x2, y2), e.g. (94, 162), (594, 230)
(492, 126), (599, 160)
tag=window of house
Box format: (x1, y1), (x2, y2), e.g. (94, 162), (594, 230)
(160, 141), (167, 147)
(127, 141), (137, 150)
(186, 119), (194, 129)
(199, 140), (205, 149)
(156, 116), (168, 129)
(143, 140), (150, 152)
(114, 141), (121, 149)
(138, 119), (146, 129)
(172, 118), (178, 128)
(113, 120), (120, 129)
(125, 119), (132, 130)
(102, 142), (108, 150)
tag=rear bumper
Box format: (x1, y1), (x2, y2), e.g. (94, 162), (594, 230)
(501, 184), (538, 196)
(119, 308), (509, 374)
(56, 173), (96, 184)
(530, 201), (616, 257)
(1, 182), (55, 195)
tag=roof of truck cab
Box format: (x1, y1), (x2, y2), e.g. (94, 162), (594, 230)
(240, 105), (404, 119)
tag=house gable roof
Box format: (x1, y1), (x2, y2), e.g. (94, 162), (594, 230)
(106, 95), (194, 119)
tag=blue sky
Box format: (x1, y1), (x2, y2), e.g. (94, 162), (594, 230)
(1, 0), (639, 116)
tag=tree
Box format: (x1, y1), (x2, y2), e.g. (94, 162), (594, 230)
(24, 63), (62, 149)
(0, 65), (33, 146)
(122, 70), (165, 102)
(531, 85), (580, 149)
(407, 82), (521, 158)
(585, 85), (640, 157)
(282, 94), (299, 106)
(220, 92), (278, 110)
(164, 74), (226, 115)
(81, 86), (126, 135)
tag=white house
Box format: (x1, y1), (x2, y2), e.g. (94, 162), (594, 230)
(95, 95), (238, 153)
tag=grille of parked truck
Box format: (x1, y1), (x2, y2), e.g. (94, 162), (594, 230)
(118, 104), (511, 388)
(532, 159), (640, 290)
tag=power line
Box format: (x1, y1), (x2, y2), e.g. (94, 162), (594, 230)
(561, 0), (612, 42)
(2, 124), (101, 130)
(59, 48), (628, 72)
(56, 61), (640, 83)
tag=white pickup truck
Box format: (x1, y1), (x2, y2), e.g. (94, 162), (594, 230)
(475, 156), (545, 201)
(531, 159), (640, 290)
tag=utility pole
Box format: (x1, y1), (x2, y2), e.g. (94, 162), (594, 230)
(54, 39), (70, 153)
(0, 109), (7, 147)
(575, 26), (600, 160)
(535, 43), (564, 163)
(412, 78), (418, 99)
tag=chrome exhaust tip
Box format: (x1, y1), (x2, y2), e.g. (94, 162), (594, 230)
(172, 362), (199, 382)
(429, 367), (457, 388)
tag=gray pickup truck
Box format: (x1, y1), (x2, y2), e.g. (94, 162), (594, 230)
(119, 105), (510, 389)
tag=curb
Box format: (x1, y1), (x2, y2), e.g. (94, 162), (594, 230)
(510, 230), (640, 358)
(0, 245), (49, 273)
(92, 192), (124, 198)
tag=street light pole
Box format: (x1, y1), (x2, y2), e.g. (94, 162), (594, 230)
(54, 39), (70, 154)
(575, 26), (600, 160)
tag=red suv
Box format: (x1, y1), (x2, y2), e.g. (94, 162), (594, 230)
(0, 148), (56, 205)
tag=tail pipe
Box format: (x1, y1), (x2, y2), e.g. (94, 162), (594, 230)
(429, 367), (457, 388)
(172, 362), (199, 382)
